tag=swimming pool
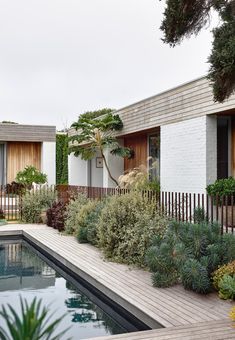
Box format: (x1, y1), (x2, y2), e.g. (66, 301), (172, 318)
(0, 239), (140, 339)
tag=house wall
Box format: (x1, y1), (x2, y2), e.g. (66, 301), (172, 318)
(68, 153), (88, 186)
(7, 142), (41, 183)
(90, 152), (103, 187)
(160, 116), (217, 193)
(41, 142), (56, 185)
(124, 134), (147, 171)
(0, 124), (56, 142)
(103, 143), (124, 188)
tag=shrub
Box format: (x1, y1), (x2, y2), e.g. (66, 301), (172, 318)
(181, 259), (211, 294)
(64, 194), (89, 234)
(16, 165), (47, 188)
(97, 191), (167, 266)
(206, 177), (235, 200)
(77, 200), (105, 245)
(46, 201), (66, 231)
(21, 189), (56, 223)
(230, 306), (235, 324)
(218, 275), (235, 300)
(145, 220), (235, 293)
(213, 260), (235, 290)
(5, 181), (25, 195)
(0, 209), (4, 220)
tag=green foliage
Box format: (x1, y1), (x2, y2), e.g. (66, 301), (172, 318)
(76, 200), (105, 245)
(206, 177), (235, 198)
(181, 259), (211, 294)
(193, 207), (207, 223)
(21, 189), (56, 223)
(16, 166), (47, 187)
(152, 271), (178, 288)
(64, 194), (89, 235)
(46, 201), (66, 231)
(78, 108), (114, 121)
(160, 0), (235, 102)
(97, 191), (167, 266)
(0, 296), (69, 340)
(146, 220), (235, 293)
(56, 134), (68, 185)
(70, 112), (133, 186)
(213, 260), (235, 290)
(218, 274), (235, 300)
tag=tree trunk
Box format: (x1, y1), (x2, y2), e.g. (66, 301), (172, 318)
(101, 151), (119, 187)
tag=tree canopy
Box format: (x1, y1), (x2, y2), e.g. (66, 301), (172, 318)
(70, 112), (133, 186)
(160, 0), (235, 102)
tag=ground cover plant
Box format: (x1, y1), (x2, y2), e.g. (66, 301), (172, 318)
(97, 191), (167, 266)
(146, 220), (235, 293)
(213, 261), (235, 300)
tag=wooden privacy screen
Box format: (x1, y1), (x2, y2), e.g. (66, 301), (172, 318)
(124, 134), (147, 171)
(7, 142), (41, 183)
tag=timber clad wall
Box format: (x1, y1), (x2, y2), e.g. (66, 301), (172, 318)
(0, 124), (56, 142)
(7, 142), (41, 183)
(124, 134), (147, 171)
(69, 77), (235, 139)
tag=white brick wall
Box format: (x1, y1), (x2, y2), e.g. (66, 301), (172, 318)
(160, 116), (217, 193)
(41, 142), (56, 185)
(68, 153), (88, 186)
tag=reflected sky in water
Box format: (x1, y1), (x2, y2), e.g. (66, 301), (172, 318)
(0, 241), (126, 339)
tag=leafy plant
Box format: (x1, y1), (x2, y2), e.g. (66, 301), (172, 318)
(46, 201), (67, 231)
(0, 209), (5, 220)
(229, 306), (235, 324)
(56, 134), (68, 185)
(76, 200), (105, 245)
(70, 113), (132, 186)
(181, 259), (211, 294)
(160, 0), (235, 102)
(146, 220), (235, 293)
(206, 177), (235, 202)
(16, 166), (47, 188)
(21, 189), (56, 223)
(213, 260), (235, 290)
(0, 296), (70, 340)
(97, 191), (167, 266)
(218, 274), (235, 300)
(5, 181), (25, 195)
(64, 194), (89, 234)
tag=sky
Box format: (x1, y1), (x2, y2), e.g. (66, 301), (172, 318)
(0, 0), (218, 130)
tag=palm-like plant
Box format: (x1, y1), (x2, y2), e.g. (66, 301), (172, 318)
(70, 113), (133, 186)
(0, 297), (70, 340)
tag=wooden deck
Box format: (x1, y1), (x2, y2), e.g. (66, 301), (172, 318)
(0, 224), (235, 339)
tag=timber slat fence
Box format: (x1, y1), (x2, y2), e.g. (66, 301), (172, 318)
(1, 184), (234, 233)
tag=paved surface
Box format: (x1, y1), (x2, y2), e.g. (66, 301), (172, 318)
(0, 224), (234, 339)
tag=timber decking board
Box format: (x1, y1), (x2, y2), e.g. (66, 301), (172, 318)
(0, 224), (234, 339)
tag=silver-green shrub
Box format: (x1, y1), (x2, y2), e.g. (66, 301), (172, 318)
(97, 191), (167, 266)
(21, 189), (56, 223)
(64, 194), (89, 234)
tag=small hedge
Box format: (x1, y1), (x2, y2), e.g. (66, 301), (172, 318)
(97, 191), (167, 266)
(46, 201), (66, 231)
(21, 189), (56, 223)
(64, 194), (89, 235)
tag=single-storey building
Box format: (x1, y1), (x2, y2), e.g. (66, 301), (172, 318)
(0, 123), (56, 185)
(68, 76), (235, 193)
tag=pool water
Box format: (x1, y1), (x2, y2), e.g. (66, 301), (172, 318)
(0, 240), (128, 339)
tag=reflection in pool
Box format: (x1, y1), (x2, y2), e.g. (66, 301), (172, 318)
(0, 240), (127, 339)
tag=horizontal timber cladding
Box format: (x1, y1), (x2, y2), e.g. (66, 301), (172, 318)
(68, 76), (235, 139)
(0, 124), (56, 142)
(124, 133), (147, 172)
(7, 142), (41, 183)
